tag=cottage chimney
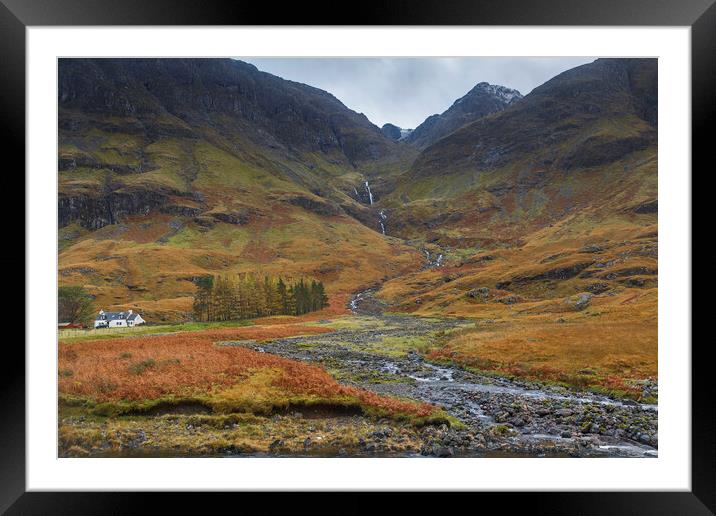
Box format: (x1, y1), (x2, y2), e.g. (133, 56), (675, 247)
(128, 309), (133, 314)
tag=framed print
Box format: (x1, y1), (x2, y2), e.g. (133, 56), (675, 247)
(3, 0), (709, 511)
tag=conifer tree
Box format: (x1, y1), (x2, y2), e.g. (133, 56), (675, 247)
(277, 277), (288, 314)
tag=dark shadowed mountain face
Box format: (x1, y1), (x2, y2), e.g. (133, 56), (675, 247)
(405, 82), (523, 149)
(58, 58), (395, 164)
(381, 123), (403, 140)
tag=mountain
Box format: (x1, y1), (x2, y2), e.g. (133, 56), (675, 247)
(405, 82), (523, 148)
(374, 58), (657, 318)
(57, 57), (657, 323)
(58, 59), (411, 230)
(385, 58), (657, 244)
(57, 58), (419, 320)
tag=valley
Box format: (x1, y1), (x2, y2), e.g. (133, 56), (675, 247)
(57, 57), (658, 458)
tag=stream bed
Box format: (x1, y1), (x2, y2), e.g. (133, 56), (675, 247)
(224, 291), (658, 458)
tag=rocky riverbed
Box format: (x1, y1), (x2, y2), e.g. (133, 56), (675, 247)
(221, 291), (658, 458)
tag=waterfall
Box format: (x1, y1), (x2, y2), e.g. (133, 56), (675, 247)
(379, 209), (387, 235)
(353, 186), (359, 198)
(422, 249), (444, 268)
(364, 181), (374, 205)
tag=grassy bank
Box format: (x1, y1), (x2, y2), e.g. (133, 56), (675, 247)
(58, 321), (453, 438)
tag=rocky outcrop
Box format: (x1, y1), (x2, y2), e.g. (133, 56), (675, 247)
(565, 292), (593, 311)
(208, 208), (258, 225)
(511, 261), (595, 285)
(58, 188), (176, 229)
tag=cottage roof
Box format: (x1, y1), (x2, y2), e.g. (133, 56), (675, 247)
(98, 311), (127, 321)
(96, 310), (143, 321)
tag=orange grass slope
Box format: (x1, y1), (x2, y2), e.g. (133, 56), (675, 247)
(424, 288), (657, 399)
(58, 323), (438, 420)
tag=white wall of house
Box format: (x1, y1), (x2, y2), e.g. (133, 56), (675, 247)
(93, 311), (146, 329)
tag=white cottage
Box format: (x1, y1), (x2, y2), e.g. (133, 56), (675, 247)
(94, 309), (146, 329)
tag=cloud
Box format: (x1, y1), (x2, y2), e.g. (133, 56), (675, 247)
(241, 57), (597, 128)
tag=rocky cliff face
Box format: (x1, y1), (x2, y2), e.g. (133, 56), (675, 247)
(58, 186), (200, 229)
(405, 82), (523, 149)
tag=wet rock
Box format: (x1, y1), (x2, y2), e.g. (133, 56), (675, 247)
(585, 282), (610, 294)
(269, 439), (284, 451)
(510, 417), (528, 427)
(467, 287), (490, 300)
(580, 244), (604, 253)
(436, 446), (454, 458)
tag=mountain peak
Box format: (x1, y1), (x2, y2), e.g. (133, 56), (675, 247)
(381, 123), (414, 141)
(466, 82), (523, 104)
(406, 81), (522, 148)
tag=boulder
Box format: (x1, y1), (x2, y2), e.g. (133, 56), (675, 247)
(565, 293), (592, 311)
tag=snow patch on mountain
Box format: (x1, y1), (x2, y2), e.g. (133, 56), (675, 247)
(399, 128), (413, 140)
(473, 82), (523, 103)
(453, 82), (523, 107)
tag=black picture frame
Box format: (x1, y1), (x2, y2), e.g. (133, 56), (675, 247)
(3, 0), (707, 511)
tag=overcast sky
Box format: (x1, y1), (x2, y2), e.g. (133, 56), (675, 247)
(241, 57), (597, 128)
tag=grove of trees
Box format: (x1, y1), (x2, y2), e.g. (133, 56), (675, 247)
(192, 273), (329, 322)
